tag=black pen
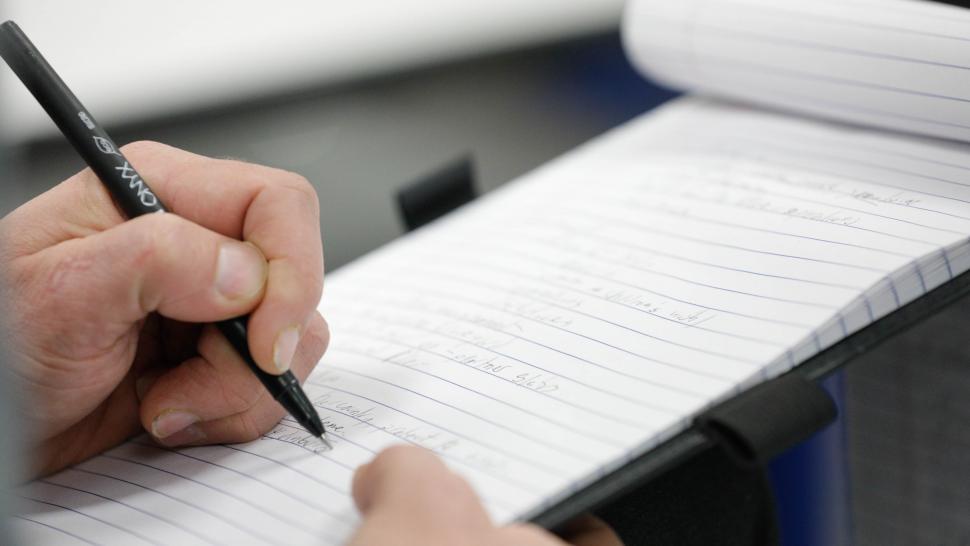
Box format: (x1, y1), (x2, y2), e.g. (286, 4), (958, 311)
(0, 21), (331, 449)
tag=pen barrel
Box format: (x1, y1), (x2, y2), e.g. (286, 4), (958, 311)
(216, 318), (287, 398)
(217, 318), (323, 435)
(0, 21), (165, 217)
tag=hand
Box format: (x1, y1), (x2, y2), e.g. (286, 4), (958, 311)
(349, 446), (624, 546)
(0, 141), (329, 477)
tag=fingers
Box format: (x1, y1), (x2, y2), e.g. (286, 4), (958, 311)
(24, 213), (268, 342)
(243, 184), (324, 375)
(118, 142), (324, 376)
(123, 142), (324, 376)
(349, 446), (493, 546)
(138, 311), (329, 446)
(13, 141), (300, 245)
(18, 141), (324, 376)
(350, 446), (569, 546)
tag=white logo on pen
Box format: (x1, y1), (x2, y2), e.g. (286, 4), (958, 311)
(78, 111), (96, 130)
(93, 136), (120, 156)
(115, 161), (159, 208)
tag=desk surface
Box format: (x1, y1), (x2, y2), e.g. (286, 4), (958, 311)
(1, 1), (623, 143)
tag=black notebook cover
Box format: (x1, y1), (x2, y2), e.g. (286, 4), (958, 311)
(530, 264), (970, 529)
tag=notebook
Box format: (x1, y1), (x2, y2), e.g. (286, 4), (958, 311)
(13, 0), (970, 544)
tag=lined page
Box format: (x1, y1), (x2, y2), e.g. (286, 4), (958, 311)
(623, 0), (970, 142)
(14, 97), (970, 545)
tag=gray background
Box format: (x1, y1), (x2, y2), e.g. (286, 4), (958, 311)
(1, 36), (656, 270)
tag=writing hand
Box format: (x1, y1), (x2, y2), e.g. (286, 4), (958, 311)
(1, 141), (328, 477)
(350, 446), (624, 546)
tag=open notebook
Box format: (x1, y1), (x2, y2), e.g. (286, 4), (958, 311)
(14, 0), (970, 544)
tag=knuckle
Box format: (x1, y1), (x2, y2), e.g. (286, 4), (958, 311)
(281, 171), (316, 197)
(278, 171), (320, 216)
(277, 260), (324, 311)
(119, 140), (169, 160)
(215, 366), (263, 412)
(134, 213), (186, 268)
(198, 333), (266, 412)
(227, 410), (275, 443)
(185, 338), (266, 416)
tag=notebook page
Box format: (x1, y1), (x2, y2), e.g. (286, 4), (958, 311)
(13, 97), (970, 545)
(624, 0), (970, 142)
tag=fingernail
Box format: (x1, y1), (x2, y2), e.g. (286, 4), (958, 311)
(273, 326), (300, 373)
(157, 424), (207, 447)
(215, 241), (265, 300)
(151, 409), (201, 439)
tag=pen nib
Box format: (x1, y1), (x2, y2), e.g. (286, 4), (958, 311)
(301, 431), (333, 453)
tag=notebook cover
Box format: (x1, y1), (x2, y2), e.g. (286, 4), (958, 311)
(530, 265), (970, 529)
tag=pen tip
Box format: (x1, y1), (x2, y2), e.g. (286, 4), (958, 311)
(305, 415), (333, 450)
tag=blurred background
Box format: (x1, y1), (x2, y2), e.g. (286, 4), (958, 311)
(3, 2), (969, 545)
(0, 0), (669, 270)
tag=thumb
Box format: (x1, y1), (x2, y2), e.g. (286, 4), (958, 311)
(349, 446), (493, 546)
(34, 211), (266, 331)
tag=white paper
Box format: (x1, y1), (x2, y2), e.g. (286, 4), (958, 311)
(14, 97), (970, 545)
(624, 0), (970, 142)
